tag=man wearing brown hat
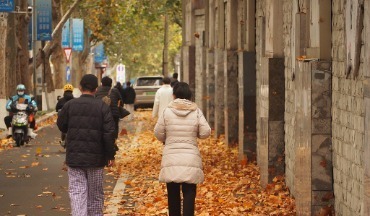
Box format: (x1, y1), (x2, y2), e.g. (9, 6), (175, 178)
(57, 74), (117, 216)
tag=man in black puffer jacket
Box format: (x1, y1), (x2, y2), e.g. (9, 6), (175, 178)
(95, 76), (123, 139)
(57, 74), (117, 216)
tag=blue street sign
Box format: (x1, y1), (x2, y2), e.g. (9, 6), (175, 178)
(72, 19), (84, 51)
(66, 66), (71, 83)
(61, 19), (70, 48)
(94, 43), (106, 63)
(0, 0), (14, 12)
(36, 0), (52, 41)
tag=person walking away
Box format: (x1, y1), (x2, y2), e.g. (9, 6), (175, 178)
(114, 81), (125, 102)
(152, 77), (173, 118)
(154, 82), (211, 216)
(95, 76), (123, 140)
(122, 81), (136, 120)
(4, 84), (38, 138)
(56, 84), (74, 148)
(56, 84), (74, 112)
(170, 72), (179, 87)
(57, 74), (117, 216)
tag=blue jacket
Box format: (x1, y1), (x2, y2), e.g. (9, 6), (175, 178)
(6, 94), (37, 111)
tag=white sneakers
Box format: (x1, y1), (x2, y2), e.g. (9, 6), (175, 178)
(7, 127), (12, 138)
(6, 127), (37, 139)
(27, 128), (37, 139)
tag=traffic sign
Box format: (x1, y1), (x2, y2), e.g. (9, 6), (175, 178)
(64, 48), (72, 62)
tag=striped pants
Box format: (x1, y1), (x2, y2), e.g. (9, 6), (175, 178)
(68, 167), (104, 216)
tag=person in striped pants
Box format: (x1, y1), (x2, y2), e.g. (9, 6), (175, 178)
(57, 74), (118, 215)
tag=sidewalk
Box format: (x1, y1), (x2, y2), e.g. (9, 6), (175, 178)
(104, 110), (154, 215)
(104, 110), (296, 215)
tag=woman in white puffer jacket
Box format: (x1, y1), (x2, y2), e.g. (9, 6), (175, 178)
(154, 82), (211, 216)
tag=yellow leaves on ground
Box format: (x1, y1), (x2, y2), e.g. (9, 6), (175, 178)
(111, 110), (296, 215)
(0, 113), (57, 151)
(36, 114), (58, 129)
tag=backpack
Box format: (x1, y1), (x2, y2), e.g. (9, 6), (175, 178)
(102, 89), (112, 106)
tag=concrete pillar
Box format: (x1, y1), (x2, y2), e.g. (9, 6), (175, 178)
(307, 0), (331, 60)
(237, 0), (256, 160)
(206, 50), (215, 128)
(223, 0), (238, 146)
(205, 0), (215, 128)
(182, 45), (196, 93)
(181, 0), (196, 84)
(364, 1), (370, 214)
(224, 50), (238, 146)
(238, 51), (256, 160)
(294, 61), (333, 215)
(214, 0), (225, 138)
(194, 9), (206, 111)
(257, 57), (285, 187)
(214, 48), (224, 137)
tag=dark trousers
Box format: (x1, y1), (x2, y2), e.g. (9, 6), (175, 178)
(113, 117), (119, 139)
(4, 115), (35, 129)
(166, 182), (196, 216)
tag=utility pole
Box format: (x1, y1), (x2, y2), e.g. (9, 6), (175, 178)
(32, 0), (37, 98)
(163, 14), (169, 77)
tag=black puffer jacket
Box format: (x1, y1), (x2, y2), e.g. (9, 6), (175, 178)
(56, 91), (74, 112)
(57, 94), (117, 167)
(95, 86), (122, 118)
(123, 87), (136, 104)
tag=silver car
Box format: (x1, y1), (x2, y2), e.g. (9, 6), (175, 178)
(133, 76), (163, 108)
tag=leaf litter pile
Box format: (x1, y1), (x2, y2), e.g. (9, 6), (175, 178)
(108, 110), (296, 215)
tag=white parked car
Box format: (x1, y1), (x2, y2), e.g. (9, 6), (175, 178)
(133, 76), (163, 109)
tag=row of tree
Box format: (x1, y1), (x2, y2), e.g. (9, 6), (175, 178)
(0, 0), (181, 98)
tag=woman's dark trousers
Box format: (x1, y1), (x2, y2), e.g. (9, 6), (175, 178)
(166, 182), (196, 216)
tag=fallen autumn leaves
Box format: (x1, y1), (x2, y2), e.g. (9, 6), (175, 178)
(0, 110), (296, 215)
(0, 114), (58, 151)
(110, 111), (296, 215)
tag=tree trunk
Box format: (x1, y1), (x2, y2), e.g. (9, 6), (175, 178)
(50, 0), (66, 89)
(0, 13), (8, 98)
(6, 13), (18, 96)
(17, 0), (32, 89)
(71, 27), (91, 87)
(163, 14), (169, 77)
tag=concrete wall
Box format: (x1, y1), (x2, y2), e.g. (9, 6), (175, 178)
(182, 0), (370, 215)
(332, 0), (365, 215)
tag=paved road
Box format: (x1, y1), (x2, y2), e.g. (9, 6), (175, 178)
(0, 124), (117, 216)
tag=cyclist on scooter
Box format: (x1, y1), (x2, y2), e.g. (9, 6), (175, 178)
(4, 84), (38, 138)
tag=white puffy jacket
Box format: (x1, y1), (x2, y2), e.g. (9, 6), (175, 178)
(154, 98), (211, 184)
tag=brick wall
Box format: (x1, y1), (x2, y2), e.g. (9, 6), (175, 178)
(332, 0), (365, 215)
